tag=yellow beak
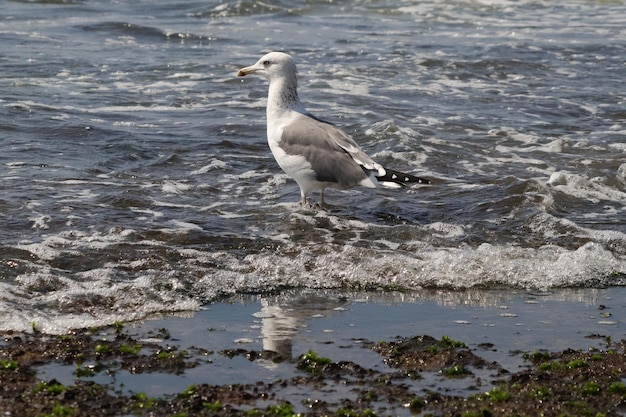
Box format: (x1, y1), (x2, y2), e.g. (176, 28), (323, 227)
(237, 65), (256, 77)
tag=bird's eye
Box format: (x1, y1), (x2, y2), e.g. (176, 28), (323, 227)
(262, 60), (271, 66)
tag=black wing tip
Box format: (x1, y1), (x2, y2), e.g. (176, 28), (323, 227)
(414, 177), (432, 185)
(403, 176), (431, 185)
(378, 168), (432, 186)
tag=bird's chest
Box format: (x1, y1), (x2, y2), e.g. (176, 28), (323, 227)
(267, 122), (315, 181)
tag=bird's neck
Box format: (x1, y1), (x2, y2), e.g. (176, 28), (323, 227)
(266, 77), (305, 121)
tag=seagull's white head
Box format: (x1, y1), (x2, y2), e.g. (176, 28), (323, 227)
(237, 52), (297, 84)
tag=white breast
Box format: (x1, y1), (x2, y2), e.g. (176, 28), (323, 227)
(267, 119), (321, 193)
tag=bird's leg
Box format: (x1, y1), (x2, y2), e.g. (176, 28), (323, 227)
(319, 189), (326, 209)
(299, 189), (308, 206)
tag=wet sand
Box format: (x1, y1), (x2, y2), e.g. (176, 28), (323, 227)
(1, 288), (626, 416)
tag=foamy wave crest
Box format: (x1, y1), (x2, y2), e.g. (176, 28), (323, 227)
(3, 202), (624, 334)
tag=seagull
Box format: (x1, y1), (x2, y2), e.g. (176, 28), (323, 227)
(237, 51), (430, 207)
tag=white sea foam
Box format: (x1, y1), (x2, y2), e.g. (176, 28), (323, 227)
(162, 180), (192, 194)
(165, 220), (203, 231)
(173, 241), (623, 303)
(190, 158), (229, 175)
(547, 171), (626, 204)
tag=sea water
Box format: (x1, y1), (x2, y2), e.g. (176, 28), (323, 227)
(1, 0), (625, 333)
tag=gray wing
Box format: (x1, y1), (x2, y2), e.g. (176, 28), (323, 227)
(279, 113), (383, 188)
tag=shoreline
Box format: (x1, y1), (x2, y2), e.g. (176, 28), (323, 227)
(2, 287), (626, 416)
